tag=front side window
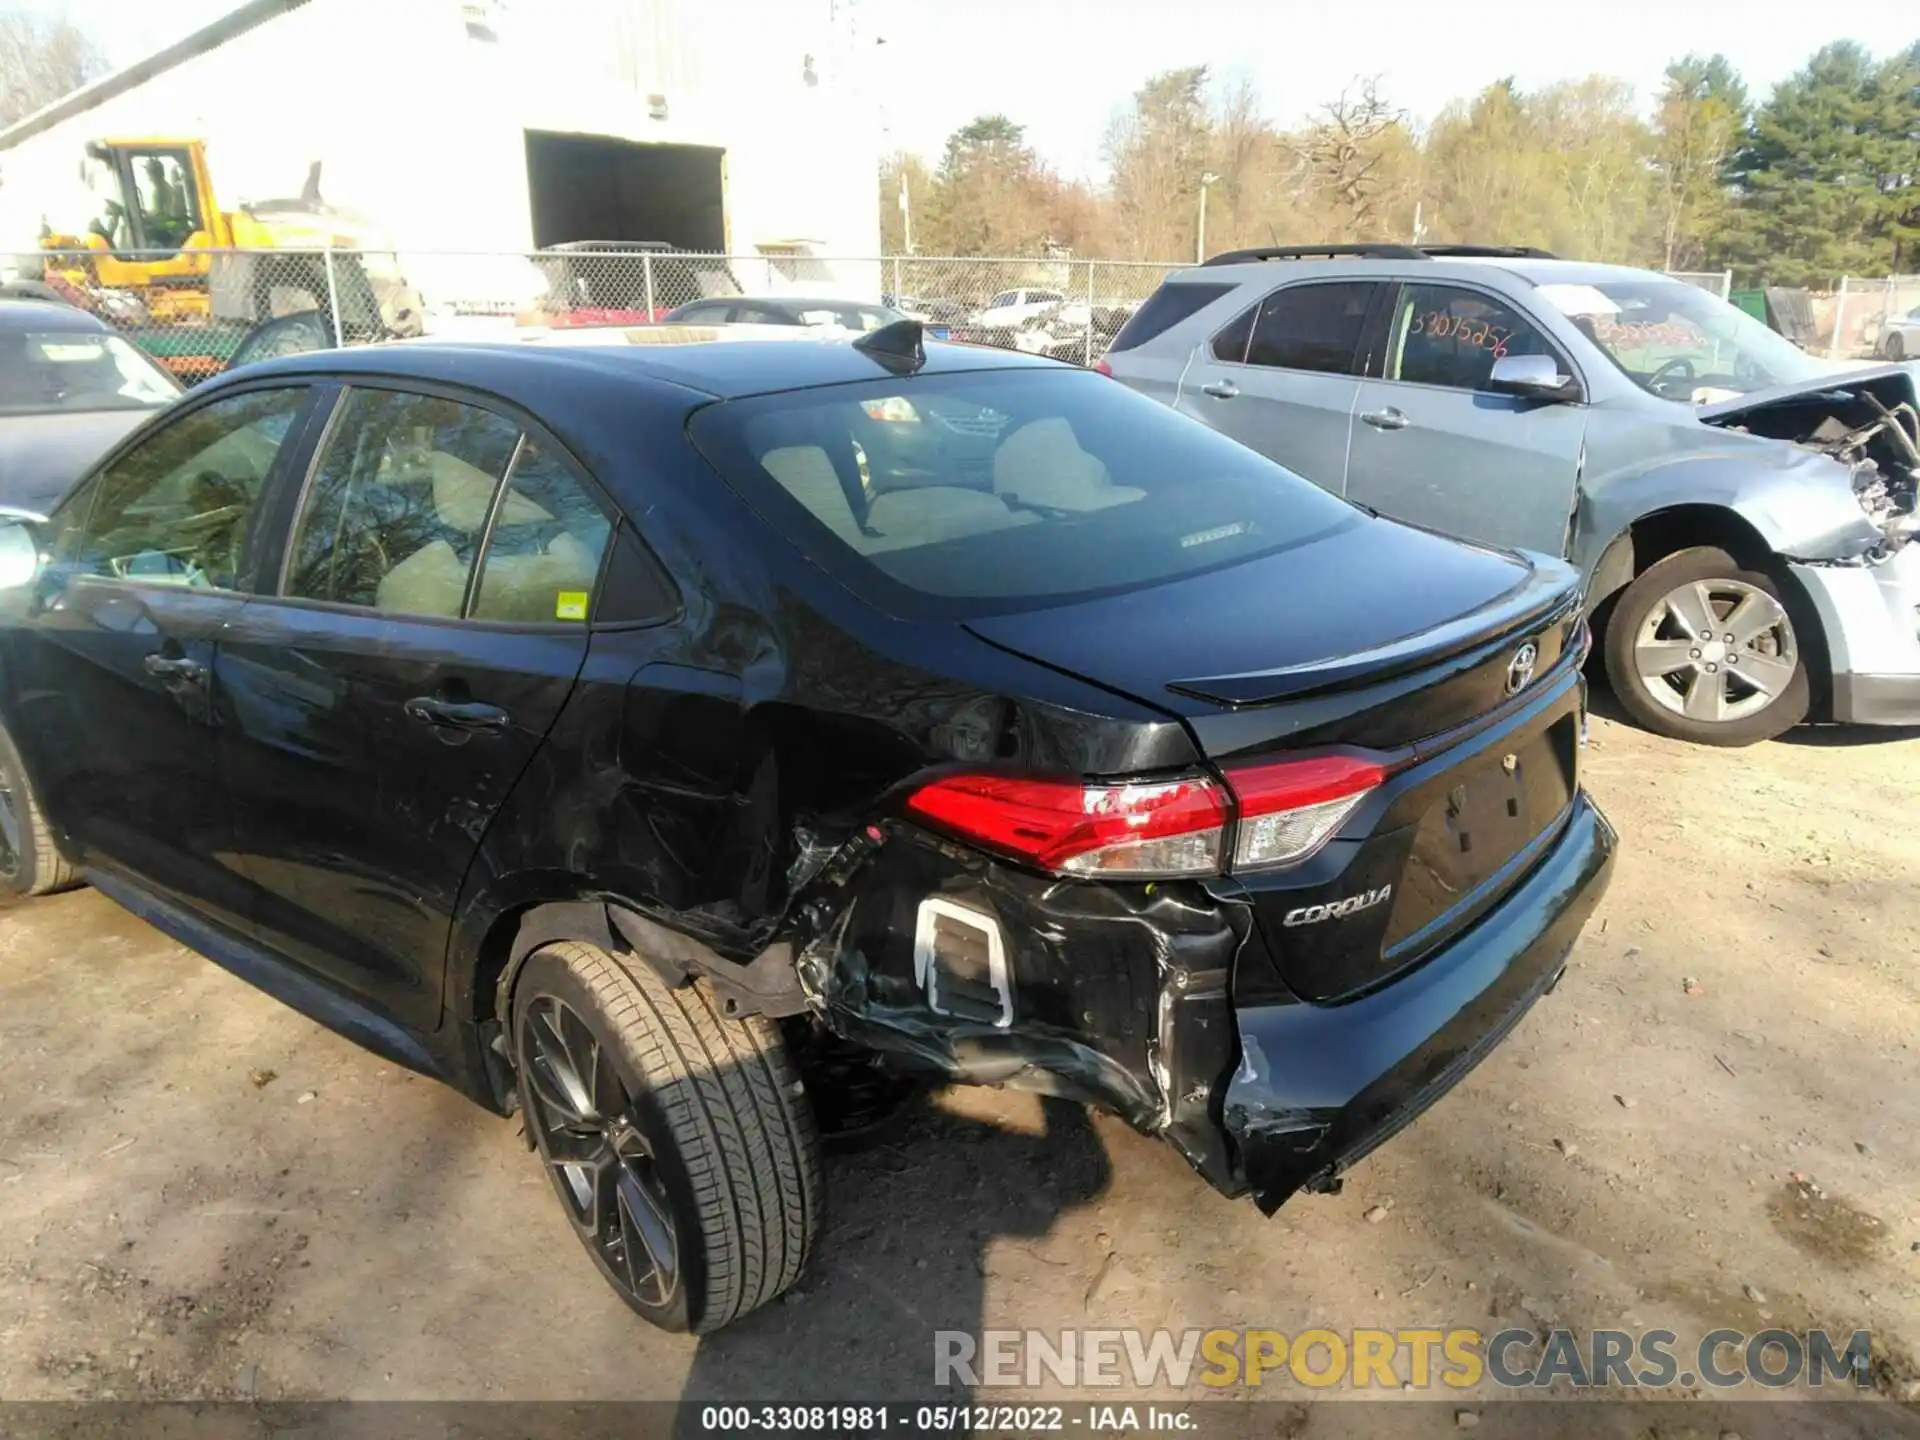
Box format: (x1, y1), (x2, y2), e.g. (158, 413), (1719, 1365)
(1245, 282), (1380, 375)
(688, 368), (1358, 619)
(284, 388), (520, 617)
(471, 439), (614, 624)
(72, 388), (307, 589)
(1387, 283), (1560, 392)
(987, 292), (1018, 309)
(1538, 279), (1829, 401)
(0, 330), (181, 416)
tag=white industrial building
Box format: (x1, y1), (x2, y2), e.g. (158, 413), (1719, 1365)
(0, 0), (884, 312)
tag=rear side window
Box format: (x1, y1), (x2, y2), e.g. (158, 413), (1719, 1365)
(471, 439), (614, 624)
(285, 389), (520, 617)
(687, 368), (1357, 620)
(1246, 281), (1380, 375)
(1106, 282), (1234, 354)
(1209, 305), (1256, 363)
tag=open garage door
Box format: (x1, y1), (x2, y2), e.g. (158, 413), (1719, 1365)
(524, 132), (726, 252)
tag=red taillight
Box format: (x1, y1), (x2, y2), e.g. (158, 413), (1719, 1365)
(906, 772), (1227, 878)
(1225, 754), (1385, 871)
(1092, 358), (1114, 377)
(904, 753), (1385, 880)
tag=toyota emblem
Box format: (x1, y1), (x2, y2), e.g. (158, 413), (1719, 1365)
(1506, 642), (1539, 695)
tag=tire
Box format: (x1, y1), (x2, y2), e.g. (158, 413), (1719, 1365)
(511, 942), (822, 1333)
(0, 722), (80, 899)
(1887, 332), (1906, 362)
(1603, 546), (1810, 747)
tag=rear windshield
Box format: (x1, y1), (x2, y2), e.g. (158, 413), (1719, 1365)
(687, 367), (1358, 619)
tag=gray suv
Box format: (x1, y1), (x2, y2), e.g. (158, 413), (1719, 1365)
(1105, 244), (1920, 745)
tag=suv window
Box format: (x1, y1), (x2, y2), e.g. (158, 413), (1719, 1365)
(1389, 283), (1559, 391)
(1210, 305), (1257, 363)
(987, 292), (1018, 309)
(1246, 282), (1379, 374)
(69, 387), (307, 589)
(471, 438), (615, 624)
(284, 388), (520, 617)
(1107, 282), (1233, 354)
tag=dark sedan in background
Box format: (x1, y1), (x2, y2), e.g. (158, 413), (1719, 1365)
(0, 300), (182, 515)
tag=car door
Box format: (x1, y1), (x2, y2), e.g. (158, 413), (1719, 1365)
(215, 383), (616, 1029)
(1174, 279), (1385, 496)
(0, 385), (316, 922)
(1344, 281), (1588, 555)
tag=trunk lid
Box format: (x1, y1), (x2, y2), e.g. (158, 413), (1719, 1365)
(966, 516), (1587, 1002)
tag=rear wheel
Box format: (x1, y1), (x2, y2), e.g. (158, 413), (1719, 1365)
(512, 942), (822, 1332)
(1603, 546), (1809, 746)
(0, 723), (79, 899)
(1887, 332), (1907, 361)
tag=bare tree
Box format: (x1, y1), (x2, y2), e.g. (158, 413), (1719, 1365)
(1292, 79), (1406, 238)
(0, 8), (106, 128)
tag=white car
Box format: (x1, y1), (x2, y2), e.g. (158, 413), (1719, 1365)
(971, 287), (1067, 329)
(1878, 305), (1920, 361)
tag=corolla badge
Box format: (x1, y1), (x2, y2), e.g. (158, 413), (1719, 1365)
(1283, 885), (1393, 927)
(1506, 642), (1540, 695)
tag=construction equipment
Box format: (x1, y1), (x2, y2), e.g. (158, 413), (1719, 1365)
(29, 139), (419, 380)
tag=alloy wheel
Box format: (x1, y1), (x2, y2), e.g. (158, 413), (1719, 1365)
(518, 993), (680, 1310)
(1632, 577), (1798, 725)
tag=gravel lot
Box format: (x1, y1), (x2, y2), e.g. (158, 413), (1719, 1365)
(2, 707), (1917, 1423)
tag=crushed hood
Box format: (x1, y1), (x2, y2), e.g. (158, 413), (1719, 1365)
(1695, 363), (1918, 427)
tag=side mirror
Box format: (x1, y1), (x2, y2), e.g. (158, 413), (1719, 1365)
(0, 516), (44, 591)
(1489, 353), (1582, 403)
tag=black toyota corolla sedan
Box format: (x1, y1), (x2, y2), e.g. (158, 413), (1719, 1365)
(0, 324), (1614, 1332)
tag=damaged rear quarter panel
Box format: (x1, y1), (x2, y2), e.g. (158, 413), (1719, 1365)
(444, 429), (1206, 1078)
(796, 823), (1246, 1192)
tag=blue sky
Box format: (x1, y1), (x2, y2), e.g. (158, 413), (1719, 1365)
(49, 0), (1920, 179)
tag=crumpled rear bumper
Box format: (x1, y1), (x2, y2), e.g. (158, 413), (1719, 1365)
(1225, 793), (1616, 1213)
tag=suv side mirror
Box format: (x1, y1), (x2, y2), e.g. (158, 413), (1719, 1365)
(0, 515), (45, 591)
(1488, 353), (1582, 403)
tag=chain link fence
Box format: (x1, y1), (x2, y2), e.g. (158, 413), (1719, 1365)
(1828, 275), (1920, 362)
(1, 246), (1801, 386)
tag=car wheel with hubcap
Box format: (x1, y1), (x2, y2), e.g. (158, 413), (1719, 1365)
(1603, 546), (1810, 747)
(512, 941), (821, 1332)
(0, 723), (80, 900)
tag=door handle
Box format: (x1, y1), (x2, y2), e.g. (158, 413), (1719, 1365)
(1201, 379), (1240, 400)
(1361, 406), (1410, 431)
(404, 695), (511, 735)
(142, 653), (207, 687)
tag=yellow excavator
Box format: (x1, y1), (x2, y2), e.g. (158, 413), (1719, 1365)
(20, 138), (419, 380)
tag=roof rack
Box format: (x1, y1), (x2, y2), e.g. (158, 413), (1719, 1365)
(1200, 243), (1557, 266)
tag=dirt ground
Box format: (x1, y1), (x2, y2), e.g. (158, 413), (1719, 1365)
(2, 706), (1918, 1424)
